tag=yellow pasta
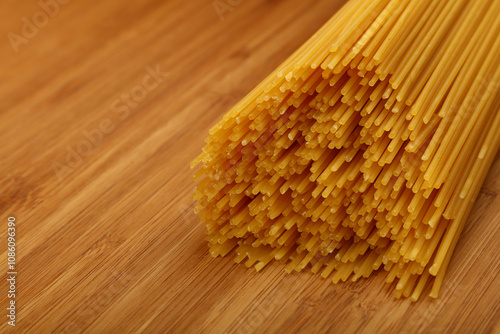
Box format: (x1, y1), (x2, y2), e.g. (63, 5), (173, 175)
(191, 0), (500, 300)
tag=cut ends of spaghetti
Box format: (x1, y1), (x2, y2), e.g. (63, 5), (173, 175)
(192, 0), (500, 301)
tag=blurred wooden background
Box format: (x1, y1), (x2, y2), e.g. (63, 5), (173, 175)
(0, 0), (499, 333)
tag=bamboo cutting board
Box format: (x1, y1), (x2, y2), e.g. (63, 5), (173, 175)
(1, 0), (499, 333)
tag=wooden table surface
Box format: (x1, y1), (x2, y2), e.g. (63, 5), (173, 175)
(1, 0), (499, 333)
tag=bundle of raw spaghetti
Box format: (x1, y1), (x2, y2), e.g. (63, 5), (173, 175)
(191, 0), (500, 300)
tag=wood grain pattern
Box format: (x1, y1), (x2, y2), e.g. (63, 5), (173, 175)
(1, 0), (499, 333)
